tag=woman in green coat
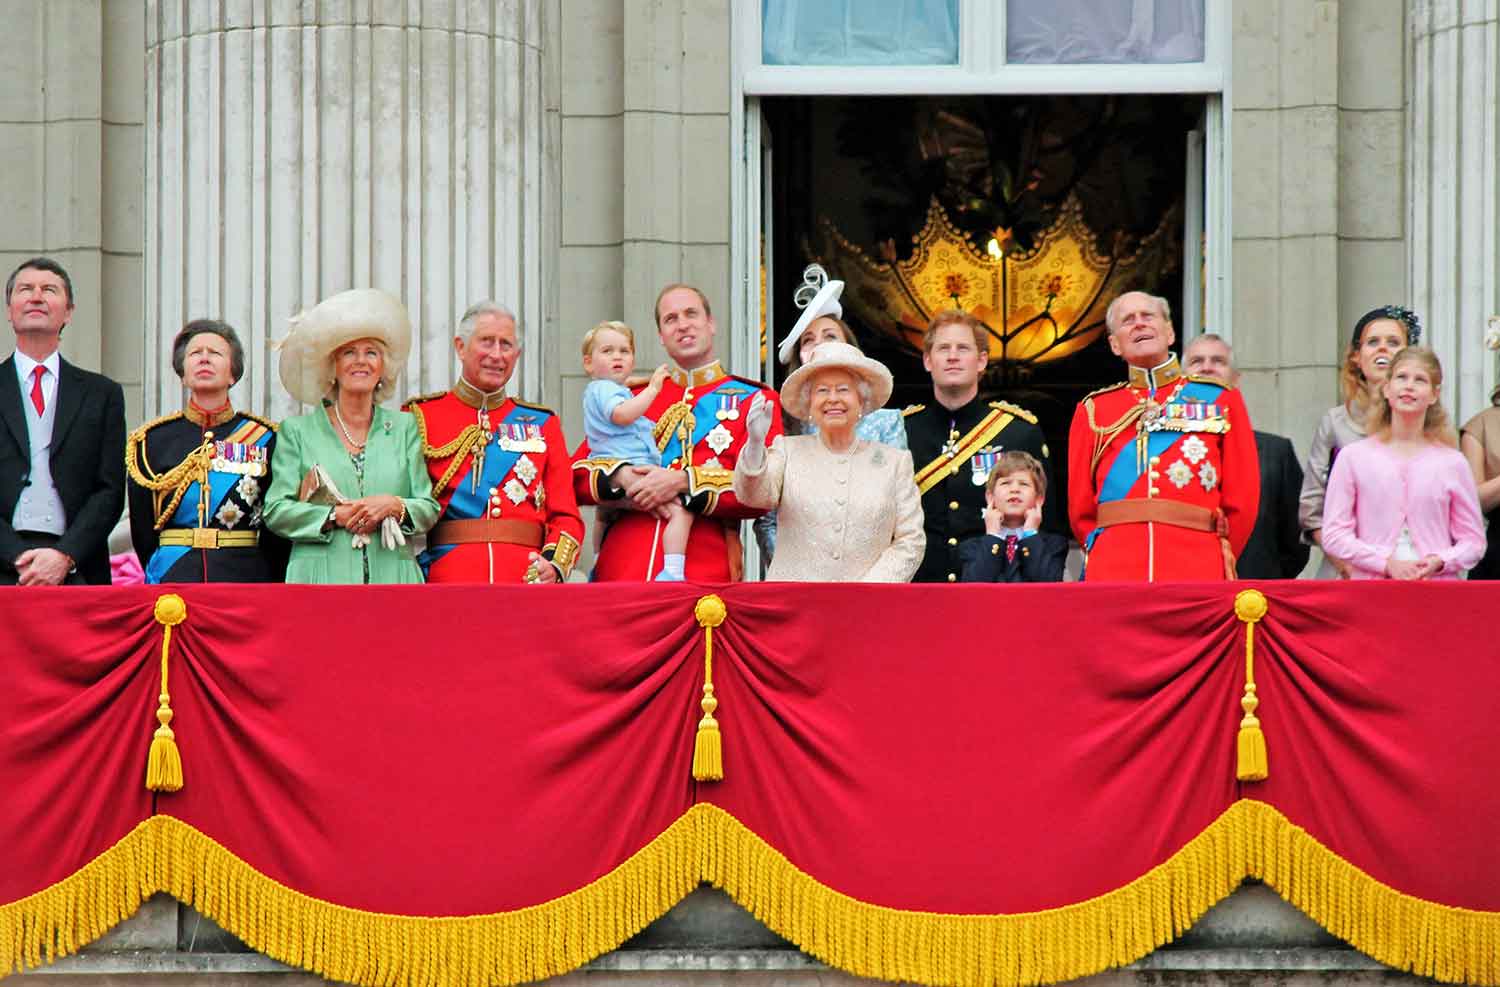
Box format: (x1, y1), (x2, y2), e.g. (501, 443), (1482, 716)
(264, 289), (440, 584)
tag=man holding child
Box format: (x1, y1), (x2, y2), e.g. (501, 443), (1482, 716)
(572, 284), (781, 581)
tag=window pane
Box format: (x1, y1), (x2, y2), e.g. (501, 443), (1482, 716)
(762, 0), (960, 66)
(1006, 0), (1205, 64)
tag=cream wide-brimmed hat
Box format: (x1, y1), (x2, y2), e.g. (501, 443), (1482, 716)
(275, 289), (413, 405)
(780, 340), (894, 421)
(777, 265), (845, 365)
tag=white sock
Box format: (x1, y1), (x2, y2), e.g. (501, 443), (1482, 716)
(659, 553), (686, 580)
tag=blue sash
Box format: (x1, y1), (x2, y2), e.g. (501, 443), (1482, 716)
(657, 380), (757, 466)
(421, 405), (552, 572)
(1085, 380), (1225, 556)
(145, 428), (274, 583)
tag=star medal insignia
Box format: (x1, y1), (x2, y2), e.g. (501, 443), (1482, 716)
(705, 423), (734, 455)
(513, 454), (538, 486)
(504, 478), (528, 504)
(941, 426), (961, 459)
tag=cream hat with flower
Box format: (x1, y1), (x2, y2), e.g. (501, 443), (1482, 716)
(275, 289), (413, 405)
(780, 340), (894, 420)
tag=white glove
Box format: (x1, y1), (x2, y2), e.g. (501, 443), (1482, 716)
(740, 393), (773, 471)
(379, 516), (407, 551)
(745, 393), (773, 446)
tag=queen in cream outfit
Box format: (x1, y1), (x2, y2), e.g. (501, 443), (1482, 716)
(735, 341), (924, 582)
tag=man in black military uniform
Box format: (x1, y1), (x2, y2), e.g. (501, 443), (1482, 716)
(903, 309), (1056, 583)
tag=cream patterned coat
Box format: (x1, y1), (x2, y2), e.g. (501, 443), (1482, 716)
(734, 434), (924, 582)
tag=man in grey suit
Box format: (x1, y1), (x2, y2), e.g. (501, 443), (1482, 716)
(0, 257), (125, 585)
(1184, 333), (1309, 579)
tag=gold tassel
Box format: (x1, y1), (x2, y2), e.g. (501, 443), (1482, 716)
(691, 594), (727, 782)
(146, 594), (188, 792)
(1233, 589), (1268, 782)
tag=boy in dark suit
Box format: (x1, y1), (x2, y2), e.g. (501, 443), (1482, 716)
(959, 451), (1067, 583)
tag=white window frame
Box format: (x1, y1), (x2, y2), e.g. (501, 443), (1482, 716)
(729, 0), (1235, 378)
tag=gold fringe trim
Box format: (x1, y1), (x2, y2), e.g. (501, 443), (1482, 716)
(699, 800), (1500, 987)
(4, 802), (1497, 986)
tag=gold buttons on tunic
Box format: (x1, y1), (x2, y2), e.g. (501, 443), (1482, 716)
(947, 573), (956, 582)
(948, 537), (957, 546)
(949, 501), (959, 510)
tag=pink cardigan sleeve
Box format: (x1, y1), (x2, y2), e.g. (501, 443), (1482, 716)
(1319, 447), (1389, 576)
(1440, 454), (1487, 575)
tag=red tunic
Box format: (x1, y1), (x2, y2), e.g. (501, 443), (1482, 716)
(406, 388), (584, 583)
(1067, 362), (1260, 582)
(572, 361), (782, 581)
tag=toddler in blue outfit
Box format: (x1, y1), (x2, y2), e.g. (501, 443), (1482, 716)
(581, 321), (694, 580)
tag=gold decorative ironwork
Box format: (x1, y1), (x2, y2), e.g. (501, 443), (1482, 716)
(807, 194), (1180, 378)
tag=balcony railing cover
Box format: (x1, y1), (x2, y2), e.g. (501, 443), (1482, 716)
(1, 581), (1497, 986)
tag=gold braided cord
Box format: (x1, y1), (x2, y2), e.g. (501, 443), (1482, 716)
(4, 803), (1497, 986)
(125, 426), (215, 530)
(1084, 396), (1146, 475)
(427, 426), (487, 498)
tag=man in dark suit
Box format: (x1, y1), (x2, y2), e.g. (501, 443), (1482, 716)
(1184, 333), (1309, 579)
(1, 257), (125, 585)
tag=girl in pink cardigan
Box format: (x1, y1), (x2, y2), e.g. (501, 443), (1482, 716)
(1321, 347), (1485, 579)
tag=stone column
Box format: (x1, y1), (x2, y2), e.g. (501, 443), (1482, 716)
(1408, 0), (1499, 421)
(145, 0), (551, 420)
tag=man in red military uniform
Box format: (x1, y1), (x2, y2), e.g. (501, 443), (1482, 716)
(1068, 291), (1259, 581)
(572, 283), (781, 581)
(405, 302), (583, 583)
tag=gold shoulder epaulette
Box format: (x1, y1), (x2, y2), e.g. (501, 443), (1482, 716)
(726, 373), (771, 391)
(127, 410), (185, 443)
(241, 411), (279, 432)
(512, 397), (556, 415)
(1184, 374), (1230, 390)
(1081, 381), (1129, 402)
(402, 389), (448, 411)
(901, 403), (925, 418)
(988, 399), (1038, 425)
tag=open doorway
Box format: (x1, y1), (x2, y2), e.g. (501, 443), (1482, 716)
(758, 93), (1206, 510)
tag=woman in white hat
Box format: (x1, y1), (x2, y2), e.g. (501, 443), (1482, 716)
(262, 289), (440, 584)
(754, 265), (908, 563)
(735, 341), (924, 582)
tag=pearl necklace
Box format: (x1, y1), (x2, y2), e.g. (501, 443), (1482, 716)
(332, 403), (368, 451)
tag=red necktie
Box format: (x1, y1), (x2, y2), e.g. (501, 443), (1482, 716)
(1005, 534), (1019, 564)
(29, 365), (45, 415)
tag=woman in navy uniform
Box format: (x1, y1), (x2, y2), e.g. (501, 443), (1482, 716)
(127, 320), (287, 583)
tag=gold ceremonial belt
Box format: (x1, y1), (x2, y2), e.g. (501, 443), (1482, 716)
(158, 528), (260, 549)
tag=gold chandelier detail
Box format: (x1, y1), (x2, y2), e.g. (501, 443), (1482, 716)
(807, 194), (1180, 375)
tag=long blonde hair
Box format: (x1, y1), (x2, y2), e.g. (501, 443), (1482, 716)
(1371, 347), (1456, 446)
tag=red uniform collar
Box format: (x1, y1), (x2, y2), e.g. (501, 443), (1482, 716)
(185, 399), (236, 428)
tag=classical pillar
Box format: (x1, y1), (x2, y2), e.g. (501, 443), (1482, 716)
(1408, 0), (1499, 421)
(145, 0), (551, 420)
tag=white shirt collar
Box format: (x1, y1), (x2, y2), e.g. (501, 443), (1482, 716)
(13, 348), (60, 385)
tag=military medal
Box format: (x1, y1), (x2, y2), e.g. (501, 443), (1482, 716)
(971, 449), (999, 486)
(715, 392), (743, 421)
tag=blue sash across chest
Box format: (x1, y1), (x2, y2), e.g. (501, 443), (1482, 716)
(658, 380), (756, 465)
(445, 405), (553, 520)
(1097, 380), (1225, 506)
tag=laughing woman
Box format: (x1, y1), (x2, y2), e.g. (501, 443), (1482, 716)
(1300, 306), (1419, 577)
(263, 289), (439, 584)
(1320, 347), (1484, 580)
